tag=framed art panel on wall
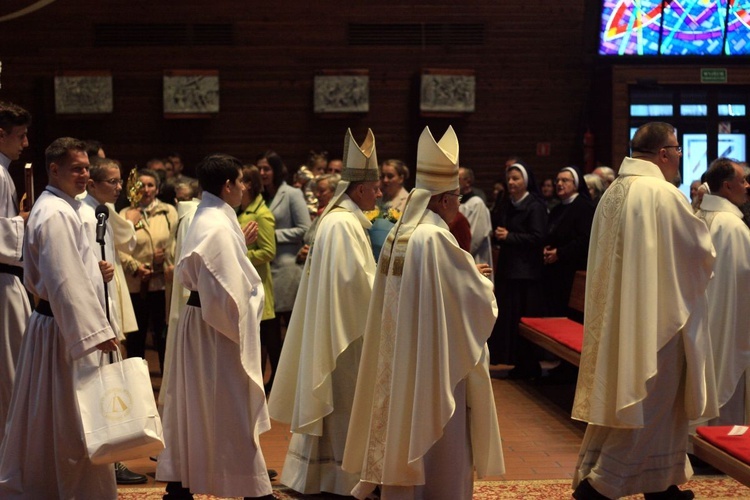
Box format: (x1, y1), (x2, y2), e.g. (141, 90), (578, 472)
(54, 71), (113, 114)
(314, 69), (369, 114)
(420, 68), (475, 116)
(163, 69), (219, 118)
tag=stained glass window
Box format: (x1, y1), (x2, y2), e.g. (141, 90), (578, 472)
(600, 0), (750, 55)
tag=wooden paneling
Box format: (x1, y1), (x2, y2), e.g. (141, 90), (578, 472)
(1, 0), (597, 194)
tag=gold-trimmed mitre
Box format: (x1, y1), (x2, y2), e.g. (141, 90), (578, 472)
(341, 128), (379, 182)
(415, 125), (459, 195)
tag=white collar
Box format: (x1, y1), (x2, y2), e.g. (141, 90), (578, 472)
(562, 193), (579, 205)
(511, 191), (530, 207)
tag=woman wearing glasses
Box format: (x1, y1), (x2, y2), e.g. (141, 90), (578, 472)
(490, 162), (547, 378)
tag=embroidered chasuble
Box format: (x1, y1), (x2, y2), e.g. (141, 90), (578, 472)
(572, 157), (717, 428)
(696, 194), (750, 422)
(343, 193), (504, 496)
(267, 196), (375, 495)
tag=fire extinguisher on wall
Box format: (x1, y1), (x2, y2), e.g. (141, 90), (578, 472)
(583, 128), (595, 173)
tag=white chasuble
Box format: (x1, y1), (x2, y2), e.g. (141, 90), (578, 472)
(696, 194), (750, 422)
(572, 157), (717, 428)
(268, 195), (375, 495)
(343, 203), (504, 498)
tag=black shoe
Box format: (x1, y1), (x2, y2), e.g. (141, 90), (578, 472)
(644, 485), (695, 500)
(164, 481), (193, 500)
(572, 479), (611, 500)
(508, 363), (542, 380)
(267, 469), (278, 480)
(538, 362), (579, 384)
(115, 461), (148, 485)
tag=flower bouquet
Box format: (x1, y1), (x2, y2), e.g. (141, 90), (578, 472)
(365, 206), (401, 260)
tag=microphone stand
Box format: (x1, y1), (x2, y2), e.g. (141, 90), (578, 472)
(99, 242), (111, 325)
(96, 208), (113, 362)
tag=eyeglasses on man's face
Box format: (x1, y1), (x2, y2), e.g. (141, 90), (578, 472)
(99, 178), (123, 186)
(445, 192), (463, 202)
(662, 145), (682, 154)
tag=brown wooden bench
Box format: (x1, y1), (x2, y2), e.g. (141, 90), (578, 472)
(518, 270), (586, 367)
(691, 426), (750, 487)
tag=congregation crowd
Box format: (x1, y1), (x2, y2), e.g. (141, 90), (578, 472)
(1, 98), (750, 500)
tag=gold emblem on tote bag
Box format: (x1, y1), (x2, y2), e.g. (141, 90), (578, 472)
(101, 387), (132, 421)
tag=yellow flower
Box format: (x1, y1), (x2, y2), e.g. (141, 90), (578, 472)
(364, 207), (380, 222)
(386, 208), (401, 223)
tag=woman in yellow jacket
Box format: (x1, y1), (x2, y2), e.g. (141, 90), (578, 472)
(237, 165), (277, 393)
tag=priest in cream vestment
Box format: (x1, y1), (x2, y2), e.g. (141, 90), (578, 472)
(571, 122), (717, 500)
(268, 128), (380, 495)
(343, 126), (504, 500)
(694, 158), (750, 426)
(156, 154), (273, 499)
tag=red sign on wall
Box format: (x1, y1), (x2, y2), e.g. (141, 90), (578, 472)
(536, 142), (551, 156)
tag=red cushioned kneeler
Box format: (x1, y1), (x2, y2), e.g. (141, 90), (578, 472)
(696, 426), (750, 465)
(519, 317), (584, 354)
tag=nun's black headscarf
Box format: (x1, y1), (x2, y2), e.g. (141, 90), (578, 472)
(507, 161), (541, 197)
(558, 165), (591, 199)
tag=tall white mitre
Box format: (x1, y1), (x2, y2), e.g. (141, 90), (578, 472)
(342, 127), (378, 183)
(319, 128), (379, 222)
(415, 125), (459, 194)
(390, 125), (460, 242)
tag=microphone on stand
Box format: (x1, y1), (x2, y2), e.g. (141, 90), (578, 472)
(95, 205), (114, 362)
(96, 204), (109, 245)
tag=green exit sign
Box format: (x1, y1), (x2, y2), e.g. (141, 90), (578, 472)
(701, 68), (727, 83)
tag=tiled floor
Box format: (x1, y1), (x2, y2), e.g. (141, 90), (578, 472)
(120, 354), (586, 491)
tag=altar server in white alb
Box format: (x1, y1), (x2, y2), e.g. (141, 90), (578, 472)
(571, 122), (717, 500)
(156, 153), (273, 500)
(80, 157), (138, 342)
(158, 194), (199, 413)
(694, 157), (750, 426)
(0, 137), (119, 499)
(80, 156), (150, 485)
(343, 126), (504, 500)
(269, 128), (380, 495)
(0, 101), (32, 445)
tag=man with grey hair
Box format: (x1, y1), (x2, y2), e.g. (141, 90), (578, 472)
(593, 166), (616, 190)
(694, 157), (750, 428)
(296, 173), (342, 264)
(572, 122), (716, 500)
(343, 126), (503, 500)
(269, 129), (380, 495)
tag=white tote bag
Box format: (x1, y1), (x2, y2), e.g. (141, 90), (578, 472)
(75, 350), (165, 464)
